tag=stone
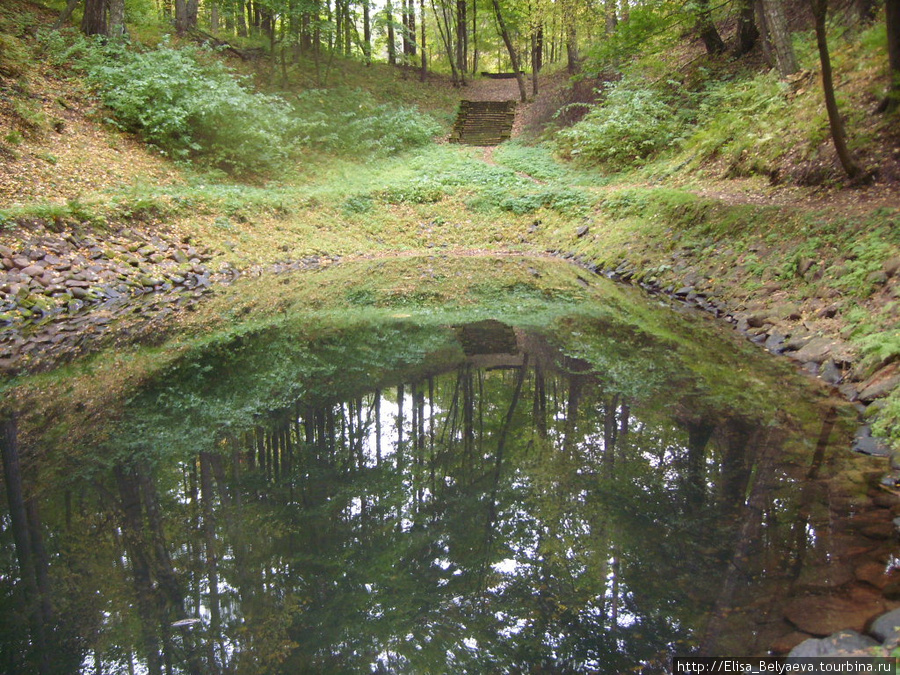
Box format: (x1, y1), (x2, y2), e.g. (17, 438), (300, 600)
(20, 265), (45, 277)
(0, 245), (13, 258)
(790, 336), (848, 365)
(852, 427), (891, 456)
(787, 630), (878, 657)
(820, 359), (843, 385)
(771, 632), (811, 655)
(869, 607), (900, 642)
(783, 593), (885, 635)
(858, 363), (900, 402)
(855, 561), (894, 590)
(867, 270), (889, 286)
(884, 257), (900, 278)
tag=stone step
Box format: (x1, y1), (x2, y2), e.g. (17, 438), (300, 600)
(450, 99), (517, 146)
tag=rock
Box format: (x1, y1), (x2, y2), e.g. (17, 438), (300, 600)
(867, 270), (889, 286)
(852, 427), (891, 456)
(790, 336), (849, 365)
(784, 333), (814, 352)
(0, 245), (13, 258)
(870, 608), (900, 646)
(783, 593), (885, 635)
(854, 561), (893, 590)
(884, 257), (900, 278)
(857, 363), (900, 402)
(820, 359), (843, 384)
(787, 630), (878, 657)
(20, 265), (45, 277)
(771, 632), (811, 655)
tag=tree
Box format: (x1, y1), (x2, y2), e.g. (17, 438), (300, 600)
(81, 0), (107, 35)
(760, 0), (799, 76)
(884, 0), (900, 111)
(491, 0), (528, 101)
(810, 0), (864, 178)
(695, 0), (726, 54)
(176, 0), (199, 34)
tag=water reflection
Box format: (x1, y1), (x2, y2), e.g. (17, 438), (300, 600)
(0, 313), (881, 674)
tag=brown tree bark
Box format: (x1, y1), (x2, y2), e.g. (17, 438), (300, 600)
(81, 0), (107, 36)
(1, 415), (50, 674)
(696, 0), (726, 54)
(884, 0), (900, 111)
(762, 0), (799, 76)
(811, 0), (864, 179)
(734, 0), (759, 56)
(490, 0), (527, 100)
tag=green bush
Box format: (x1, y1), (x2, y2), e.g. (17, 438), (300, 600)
(292, 87), (441, 156)
(555, 78), (684, 169)
(82, 41), (297, 175)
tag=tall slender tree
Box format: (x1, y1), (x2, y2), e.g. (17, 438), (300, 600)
(810, 0), (863, 178)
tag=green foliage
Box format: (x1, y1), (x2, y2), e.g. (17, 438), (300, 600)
(683, 72), (792, 174)
(81, 41), (297, 174)
(499, 187), (592, 216)
(492, 143), (568, 181)
(0, 34), (29, 77)
(292, 87), (441, 156)
(556, 78), (686, 169)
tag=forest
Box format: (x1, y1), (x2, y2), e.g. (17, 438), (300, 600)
(1, 0), (900, 670)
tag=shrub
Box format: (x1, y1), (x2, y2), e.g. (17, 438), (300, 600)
(83, 41), (297, 175)
(292, 87), (441, 156)
(555, 78), (684, 169)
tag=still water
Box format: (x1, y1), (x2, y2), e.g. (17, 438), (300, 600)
(0, 258), (891, 674)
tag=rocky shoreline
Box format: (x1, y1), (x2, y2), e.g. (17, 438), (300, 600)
(0, 225), (331, 375)
(568, 251), (900, 461)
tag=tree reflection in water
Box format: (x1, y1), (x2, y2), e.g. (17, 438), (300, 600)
(0, 316), (862, 674)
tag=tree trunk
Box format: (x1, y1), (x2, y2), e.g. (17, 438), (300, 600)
(363, 0), (372, 63)
(696, 0), (726, 54)
(762, 0), (799, 76)
(491, 0), (527, 101)
(605, 0), (618, 34)
(53, 0), (82, 30)
(387, 0), (397, 64)
(884, 0), (900, 111)
(108, 0), (126, 38)
(811, 0), (864, 179)
(565, 21), (579, 73)
(456, 0), (467, 83)
(420, 0), (427, 80)
(734, 0), (759, 56)
(81, 0), (107, 35)
(1, 415), (50, 675)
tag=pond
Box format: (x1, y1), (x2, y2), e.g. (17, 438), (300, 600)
(0, 256), (893, 674)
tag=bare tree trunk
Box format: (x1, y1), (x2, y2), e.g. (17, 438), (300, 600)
(490, 0), (526, 99)
(387, 0), (397, 64)
(108, 0), (126, 38)
(565, 21), (579, 73)
(81, 0), (107, 36)
(696, 0), (726, 54)
(605, 0), (618, 33)
(1, 415), (50, 675)
(734, 0), (759, 56)
(456, 0), (467, 83)
(811, 0), (864, 179)
(420, 0), (427, 80)
(762, 0), (799, 76)
(53, 0), (82, 30)
(883, 0), (900, 111)
(363, 0), (372, 63)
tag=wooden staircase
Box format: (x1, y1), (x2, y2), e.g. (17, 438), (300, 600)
(449, 100), (517, 146)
